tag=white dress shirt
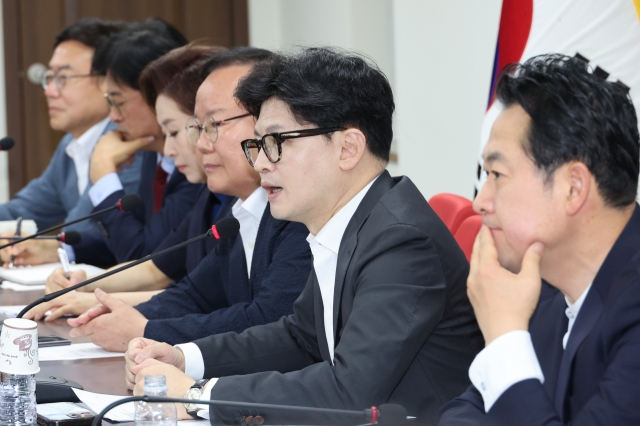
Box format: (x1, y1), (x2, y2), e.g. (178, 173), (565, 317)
(178, 177), (378, 419)
(469, 283), (593, 412)
(65, 117), (111, 196)
(175, 187), (268, 418)
(306, 177), (377, 362)
(88, 153), (175, 207)
(231, 188), (268, 277)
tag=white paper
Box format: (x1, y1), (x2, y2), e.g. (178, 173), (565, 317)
(72, 388), (135, 422)
(0, 220), (37, 235)
(0, 282), (46, 292)
(0, 263), (105, 285)
(39, 343), (124, 361)
(0, 305), (50, 318)
(72, 389), (207, 424)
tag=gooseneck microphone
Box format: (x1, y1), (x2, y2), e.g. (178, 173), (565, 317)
(0, 136), (15, 151)
(1, 231), (82, 245)
(91, 396), (407, 426)
(0, 194), (142, 251)
(16, 216), (240, 318)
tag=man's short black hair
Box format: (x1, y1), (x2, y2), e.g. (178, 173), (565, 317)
(95, 18), (187, 90)
(200, 46), (273, 79)
(234, 47), (395, 162)
(54, 18), (127, 50)
(496, 53), (639, 208)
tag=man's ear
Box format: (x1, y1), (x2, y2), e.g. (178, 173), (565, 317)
(565, 162), (591, 216)
(338, 128), (367, 171)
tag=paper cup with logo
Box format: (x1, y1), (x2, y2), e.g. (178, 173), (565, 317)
(0, 318), (39, 374)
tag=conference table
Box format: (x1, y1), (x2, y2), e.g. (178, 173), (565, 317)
(0, 286), (131, 424)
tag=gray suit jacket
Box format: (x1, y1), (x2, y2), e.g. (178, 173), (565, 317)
(193, 171), (483, 425)
(0, 122), (143, 233)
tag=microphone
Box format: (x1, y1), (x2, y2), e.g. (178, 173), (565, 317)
(27, 62), (47, 85)
(16, 216), (240, 318)
(0, 194), (142, 250)
(0, 136), (15, 151)
(91, 396), (407, 426)
(1, 231), (81, 245)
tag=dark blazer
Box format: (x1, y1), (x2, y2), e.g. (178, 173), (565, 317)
(135, 203), (312, 345)
(192, 171), (483, 425)
(439, 205), (640, 426)
(74, 152), (203, 266)
(152, 187), (235, 282)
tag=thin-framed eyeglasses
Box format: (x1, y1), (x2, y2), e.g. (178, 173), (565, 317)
(241, 127), (345, 167)
(103, 93), (126, 117)
(185, 113), (251, 146)
(41, 69), (92, 90)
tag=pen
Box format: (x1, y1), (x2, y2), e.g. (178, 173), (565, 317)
(57, 247), (71, 280)
(8, 217), (22, 269)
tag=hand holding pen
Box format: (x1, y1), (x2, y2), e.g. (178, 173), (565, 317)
(57, 247), (71, 279)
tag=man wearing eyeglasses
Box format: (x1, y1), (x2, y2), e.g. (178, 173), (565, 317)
(7, 21), (205, 268)
(62, 47), (311, 354)
(0, 19), (145, 265)
(124, 48), (483, 425)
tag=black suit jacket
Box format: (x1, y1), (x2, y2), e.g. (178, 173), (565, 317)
(439, 205), (640, 426)
(193, 171), (483, 425)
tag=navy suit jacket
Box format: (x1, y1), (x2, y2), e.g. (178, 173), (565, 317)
(135, 204), (312, 345)
(74, 152), (203, 267)
(439, 204), (640, 425)
(152, 187), (235, 282)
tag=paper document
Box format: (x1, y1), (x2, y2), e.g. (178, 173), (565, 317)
(72, 389), (135, 422)
(0, 305), (50, 318)
(0, 282), (46, 292)
(0, 219), (37, 235)
(39, 343), (124, 361)
(0, 263), (105, 285)
(73, 389), (207, 424)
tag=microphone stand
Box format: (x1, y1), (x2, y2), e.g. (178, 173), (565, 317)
(16, 230), (213, 318)
(91, 396), (391, 426)
(0, 200), (137, 250)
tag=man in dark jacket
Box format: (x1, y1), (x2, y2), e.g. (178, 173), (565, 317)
(65, 49), (312, 357)
(125, 47), (482, 425)
(440, 54), (640, 426)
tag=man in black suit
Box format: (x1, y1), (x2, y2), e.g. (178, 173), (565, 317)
(439, 54), (640, 425)
(125, 47), (482, 425)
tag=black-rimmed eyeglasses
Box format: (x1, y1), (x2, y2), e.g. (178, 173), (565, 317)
(241, 127), (345, 167)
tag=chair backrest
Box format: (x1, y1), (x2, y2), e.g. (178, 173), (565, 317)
(428, 193), (476, 235)
(454, 214), (483, 261)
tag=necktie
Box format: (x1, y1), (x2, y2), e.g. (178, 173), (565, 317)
(153, 164), (168, 213)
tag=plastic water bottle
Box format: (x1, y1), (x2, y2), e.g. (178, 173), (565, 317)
(0, 373), (36, 426)
(134, 375), (177, 426)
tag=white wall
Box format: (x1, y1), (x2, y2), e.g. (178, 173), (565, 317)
(393, 1), (501, 199)
(248, 0), (502, 199)
(0, 2), (9, 203)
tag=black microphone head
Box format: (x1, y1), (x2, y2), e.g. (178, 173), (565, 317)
(60, 231), (81, 246)
(377, 404), (407, 426)
(118, 194), (142, 211)
(0, 137), (15, 151)
(210, 217), (240, 240)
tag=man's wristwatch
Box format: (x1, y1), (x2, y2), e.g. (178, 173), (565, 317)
(184, 379), (210, 419)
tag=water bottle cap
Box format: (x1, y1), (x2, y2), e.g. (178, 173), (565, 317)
(143, 374), (168, 394)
